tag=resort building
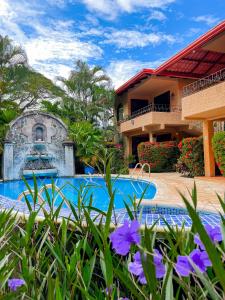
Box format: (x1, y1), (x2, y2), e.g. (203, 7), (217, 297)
(116, 20), (225, 176)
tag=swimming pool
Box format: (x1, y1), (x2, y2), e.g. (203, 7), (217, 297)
(0, 177), (157, 210)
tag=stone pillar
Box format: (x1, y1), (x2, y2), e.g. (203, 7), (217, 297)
(3, 142), (14, 180)
(63, 141), (75, 176)
(203, 120), (215, 177)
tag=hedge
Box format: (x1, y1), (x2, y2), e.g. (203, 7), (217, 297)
(176, 137), (204, 177)
(137, 141), (179, 172)
(212, 131), (225, 176)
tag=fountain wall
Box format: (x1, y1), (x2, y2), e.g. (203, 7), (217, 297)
(3, 111), (75, 180)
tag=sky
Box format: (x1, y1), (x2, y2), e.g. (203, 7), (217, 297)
(0, 0), (224, 88)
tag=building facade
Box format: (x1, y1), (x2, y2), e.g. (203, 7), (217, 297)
(116, 20), (225, 175)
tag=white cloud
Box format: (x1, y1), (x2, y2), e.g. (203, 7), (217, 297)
(148, 10), (167, 21)
(192, 15), (220, 26)
(103, 29), (175, 48)
(0, 0), (103, 81)
(82, 0), (175, 20)
(107, 59), (164, 88)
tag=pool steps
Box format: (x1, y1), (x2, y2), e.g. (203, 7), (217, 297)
(130, 163), (151, 194)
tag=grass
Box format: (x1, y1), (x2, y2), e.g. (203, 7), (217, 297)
(0, 160), (224, 299)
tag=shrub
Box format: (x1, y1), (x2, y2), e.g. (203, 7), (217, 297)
(137, 141), (179, 172)
(176, 137), (204, 177)
(107, 143), (129, 174)
(212, 131), (225, 176)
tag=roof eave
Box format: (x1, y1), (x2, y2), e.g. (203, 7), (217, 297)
(115, 68), (154, 95)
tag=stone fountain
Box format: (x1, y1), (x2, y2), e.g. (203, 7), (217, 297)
(3, 111), (75, 180)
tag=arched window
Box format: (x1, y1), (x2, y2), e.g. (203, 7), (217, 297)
(117, 104), (124, 121)
(32, 124), (46, 142)
(35, 126), (44, 141)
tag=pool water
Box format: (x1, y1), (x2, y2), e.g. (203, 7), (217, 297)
(0, 177), (157, 211)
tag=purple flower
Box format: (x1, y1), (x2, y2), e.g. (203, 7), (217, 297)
(194, 225), (222, 250)
(105, 286), (113, 295)
(8, 278), (25, 291)
(109, 220), (140, 256)
(176, 249), (212, 277)
(154, 249), (166, 278)
(128, 250), (165, 284)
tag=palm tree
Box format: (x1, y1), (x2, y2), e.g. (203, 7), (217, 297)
(58, 60), (114, 124)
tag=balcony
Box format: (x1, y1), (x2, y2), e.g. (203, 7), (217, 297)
(119, 104), (191, 134)
(182, 68), (225, 120)
(183, 68), (225, 97)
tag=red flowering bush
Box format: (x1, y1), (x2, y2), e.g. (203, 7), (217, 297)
(212, 132), (225, 177)
(176, 137), (204, 177)
(137, 141), (179, 172)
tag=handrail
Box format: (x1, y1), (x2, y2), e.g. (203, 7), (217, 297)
(130, 162), (143, 179)
(131, 163), (151, 180)
(141, 163), (151, 178)
(119, 104), (181, 123)
(183, 68), (225, 97)
(130, 163), (151, 194)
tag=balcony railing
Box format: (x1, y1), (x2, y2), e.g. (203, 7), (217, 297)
(119, 104), (181, 123)
(183, 68), (225, 97)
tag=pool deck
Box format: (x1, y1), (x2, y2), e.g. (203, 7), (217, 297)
(0, 173), (224, 229)
(130, 171), (225, 213)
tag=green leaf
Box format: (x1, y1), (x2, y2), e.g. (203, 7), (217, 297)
(181, 192), (225, 292)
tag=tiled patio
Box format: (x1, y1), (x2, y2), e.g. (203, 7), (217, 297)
(133, 171), (225, 213)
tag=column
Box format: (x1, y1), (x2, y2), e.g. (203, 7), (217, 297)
(63, 141), (75, 176)
(203, 120), (215, 177)
(3, 142), (14, 180)
(149, 132), (155, 142)
(124, 135), (132, 157)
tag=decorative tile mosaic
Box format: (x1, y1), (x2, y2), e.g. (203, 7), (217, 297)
(0, 195), (222, 229)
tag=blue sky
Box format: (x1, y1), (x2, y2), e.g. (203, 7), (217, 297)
(0, 0), (224, 88)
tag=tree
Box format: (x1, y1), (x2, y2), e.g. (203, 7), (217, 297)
(0, 35), (27, 102)
(58, 60), (115, 125)
(7, 66), (65, 111)
(0, 35), (65, 110)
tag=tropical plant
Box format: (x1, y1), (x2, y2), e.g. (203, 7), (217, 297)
(0, 162), (224, 299)
(0, 101), (20, 176)
(212, 131), (225, 176)
(69, 121), (104, 166)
